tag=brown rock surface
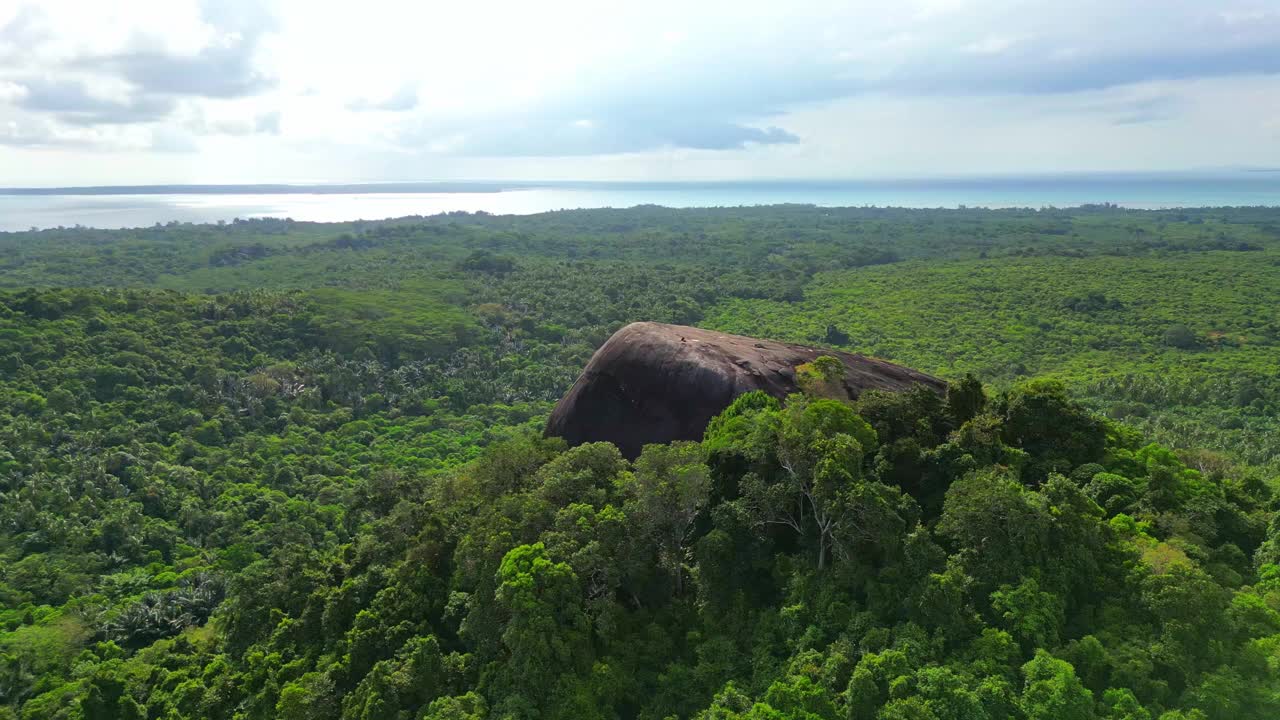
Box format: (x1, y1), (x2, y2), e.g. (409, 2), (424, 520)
(545, 322), (946, 458)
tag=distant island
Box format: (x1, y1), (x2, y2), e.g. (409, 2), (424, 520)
(5, 171), (1280, 197)
(0, 182), (516, 196)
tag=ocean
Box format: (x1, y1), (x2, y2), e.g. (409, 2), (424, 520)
(2, 175), (1278, 232)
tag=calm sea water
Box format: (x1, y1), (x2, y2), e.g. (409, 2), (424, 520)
(3, 176), (1279, 231)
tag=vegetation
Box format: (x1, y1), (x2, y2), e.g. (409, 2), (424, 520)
(1, 204), (1278, 718)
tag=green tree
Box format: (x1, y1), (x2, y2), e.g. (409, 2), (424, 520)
(626, 442), (712, 596)
(421, 692), (488, 720)
(1019, 651), (1094, 720)
(1162, 325), (1198, 349)
(490, 543), (591, 716)
(80, 664), (145, 720)
(277, 672), (336, 720)
(341, 636), (441, 720)
(946, 374), (987, 425)
(991, 577), (1064, 652)
(1101, 688), (1150, 720)
(938, 470), (1048, 588)
(741, 396), (903, 569)
(999, 380), (1105, 482)
(796, 356), (845, 399)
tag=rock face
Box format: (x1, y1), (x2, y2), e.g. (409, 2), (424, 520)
(545, 322), (946, 458)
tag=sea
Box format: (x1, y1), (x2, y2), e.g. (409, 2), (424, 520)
(2, 174), (1279, 232)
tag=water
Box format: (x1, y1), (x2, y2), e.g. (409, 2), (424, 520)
(2, 175), (1279, 231)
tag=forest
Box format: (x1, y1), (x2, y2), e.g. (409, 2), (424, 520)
(1, 204), (1279, 719)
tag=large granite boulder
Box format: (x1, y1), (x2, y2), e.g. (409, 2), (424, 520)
(545, 322), (946, 458)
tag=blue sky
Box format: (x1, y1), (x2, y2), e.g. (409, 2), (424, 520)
(1, 0), (1278, 185)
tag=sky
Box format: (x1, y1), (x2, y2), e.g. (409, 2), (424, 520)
(1, 0), (1279, 186)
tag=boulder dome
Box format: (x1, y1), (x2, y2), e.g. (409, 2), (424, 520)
(545, 322), (946, 458)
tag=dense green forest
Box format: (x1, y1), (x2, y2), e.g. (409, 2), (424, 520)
(1, 204), (1278, 719)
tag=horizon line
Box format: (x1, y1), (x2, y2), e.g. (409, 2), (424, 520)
(3, 169), (1280, 196)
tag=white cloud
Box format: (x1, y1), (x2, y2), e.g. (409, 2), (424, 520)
(0, 81), (27, 103)
(347, 85), (419, 112)
(0, 0), (1279, 184)
(961, 35), (1021, 55)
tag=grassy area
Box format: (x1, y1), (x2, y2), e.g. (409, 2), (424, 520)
(705, 250), (1280, 468)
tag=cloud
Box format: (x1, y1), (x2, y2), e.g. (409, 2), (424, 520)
(0, 117), (132, 148)
(595, 7), (1280, 117)
(1108, 96), (1183, 126)
(3, 0), (1280, 175)
(149, 125), (199, 153)
(404, 116), (799, 156)
(376, 1), (1280, 156)
(98, 42), (272, 100)
(0, 81), (26, 103)
(178, 108), (283, 137)
(255, 112), (281, 135)
(0, 6), (44, 55)
(79, 0), (275, 101)
(894, 42), (1280, 96)
(0, 119), (62, 147)
(347, 85), (418, 112)
(12, 77), (175, 125)
(0, 0), (276, 141)
(961, 35), (1021, 56)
